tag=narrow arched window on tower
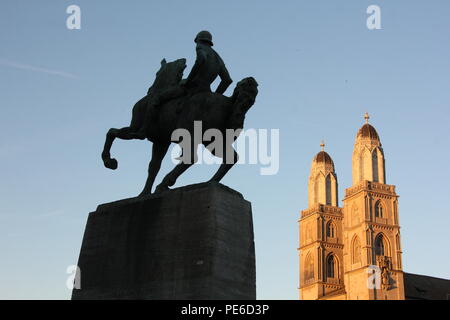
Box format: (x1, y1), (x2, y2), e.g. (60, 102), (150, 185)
(375, 201), (384, 218)
(325, 174), (332, 205)
(326, 221), (336, 238)
(372, 149), (379, 182)
(375, 234), (385, 256)
(326, 254), (335, 278)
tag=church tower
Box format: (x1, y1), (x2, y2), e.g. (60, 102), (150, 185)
(299, 142), (345, 300)
(342, 113), (405, 300)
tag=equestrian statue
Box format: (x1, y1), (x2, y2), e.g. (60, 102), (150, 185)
(101, 31), (258, 196)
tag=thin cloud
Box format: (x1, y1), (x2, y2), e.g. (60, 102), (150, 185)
(36, 210), (65, 218)
(0, 58), (78, 79)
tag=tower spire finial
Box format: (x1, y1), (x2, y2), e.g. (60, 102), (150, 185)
(364, 112), (370, 124)
(320, 140), (325, 151)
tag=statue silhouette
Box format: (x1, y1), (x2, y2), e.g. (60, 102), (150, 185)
(101, 32), (258, 196)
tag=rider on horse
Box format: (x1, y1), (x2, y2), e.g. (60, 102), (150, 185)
(134, 30), (233, 139)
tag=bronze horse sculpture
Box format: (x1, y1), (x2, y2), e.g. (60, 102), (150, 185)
(101, 58), (258, 196)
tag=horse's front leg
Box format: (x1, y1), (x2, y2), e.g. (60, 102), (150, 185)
(101, 128), (120, 170)
(139, 142), (170, 196)
(101, 127), (144, 170)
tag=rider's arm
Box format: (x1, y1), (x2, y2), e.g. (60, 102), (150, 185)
(215, 61), (233, 95)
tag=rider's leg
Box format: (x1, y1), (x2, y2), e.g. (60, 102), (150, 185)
(134, 86), (188, 138)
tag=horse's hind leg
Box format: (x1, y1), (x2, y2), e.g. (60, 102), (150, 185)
(139, 142), (170, 196)
(208, 144), (239, 183)
(155, 143), (199, 193)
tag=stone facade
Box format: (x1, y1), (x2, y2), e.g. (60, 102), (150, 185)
(299, 114), (405, 300)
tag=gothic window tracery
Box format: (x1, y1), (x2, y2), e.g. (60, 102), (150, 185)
(326, 221), (336, 238)
(375, 234), (389, 257)
(326, 254), (336, 278)
(375, 201), (384, 218)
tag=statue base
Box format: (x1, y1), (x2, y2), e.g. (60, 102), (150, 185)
(71, 182), (256, 300)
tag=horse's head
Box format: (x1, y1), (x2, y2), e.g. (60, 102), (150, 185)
(228, 77), (259, 129)
(232, 77), (259, 113)
(151, 58), (187, 91)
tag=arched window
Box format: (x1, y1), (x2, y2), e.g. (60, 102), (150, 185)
(352, 236), (362, 264)
(325, 174), (332, 205)
(326, 221), (336, 238)
(375, 201), (384, 218)
(372, 149), (379, 182)
(375, 234), (387, 256)
(304, 253), (314, 282)
(326, 254), (335, 278)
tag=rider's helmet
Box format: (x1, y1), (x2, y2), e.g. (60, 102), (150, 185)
(194, 30), (213, 46)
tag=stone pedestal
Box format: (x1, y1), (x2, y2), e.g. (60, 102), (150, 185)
(71, 182), (256, 300)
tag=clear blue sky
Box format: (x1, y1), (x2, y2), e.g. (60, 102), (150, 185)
(1, 0), (449, 299)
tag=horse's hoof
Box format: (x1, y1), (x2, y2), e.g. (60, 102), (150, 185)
(137, 187), (152, 197)
(155, 185), (169, 194)
(104, 158), (118, 170)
